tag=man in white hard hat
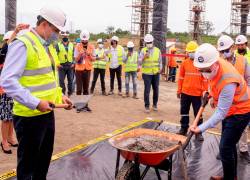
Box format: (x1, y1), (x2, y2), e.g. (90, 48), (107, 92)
(74, 30), (95, 97)
(107, 36), (126, 95)
(190, 43), (250, 180)
(123, 41), (139, 98)
(0, 6), (73, 180)
(217, 35), (250, 162)
(235, 34), (250, 64)
(90, 38), (108, 95)
(56, 31), (75, 97)
(139, 34), (162, 113)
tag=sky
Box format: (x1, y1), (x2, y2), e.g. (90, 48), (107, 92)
(0, 0), (231, 35)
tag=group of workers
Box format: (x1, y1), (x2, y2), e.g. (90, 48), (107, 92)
(176, 35), (250, 179)
(0, 4), (249, 180)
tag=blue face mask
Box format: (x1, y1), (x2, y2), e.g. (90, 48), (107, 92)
(223, 51), (232, 59)
(46, 32), (59, 45)
(188, 53), (195, 59)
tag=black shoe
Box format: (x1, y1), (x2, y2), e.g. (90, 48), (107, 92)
(178, 127), (188, 136)
(1, 142), (12, 154)
(102, 91), (108, 96)
(8, 141), (18, 147)
(195, 133), (204, 141)
(216, 153), (221, 160)
(239, 151), (250, 163)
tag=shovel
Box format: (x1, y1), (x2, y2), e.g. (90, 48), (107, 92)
(182, 92), (210, 150)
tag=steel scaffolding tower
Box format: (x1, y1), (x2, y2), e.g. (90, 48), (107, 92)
(230, 0), (250, 35)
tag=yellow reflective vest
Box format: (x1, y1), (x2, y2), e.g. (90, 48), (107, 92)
(141, 47), (161, 75)
(124, 51), (138, 72)
(57, 42), (74, 63)
(15, 32), (62, 117)
(108, 45), (124, 65)
(93, 48), (107, 69)
(235, 48), (250, 65)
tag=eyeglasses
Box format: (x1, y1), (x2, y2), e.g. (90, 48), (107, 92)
(146, 42), (152, 44)
(219, 48), (230, 54)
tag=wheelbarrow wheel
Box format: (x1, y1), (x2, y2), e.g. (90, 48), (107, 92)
(116, 162), (138, 180)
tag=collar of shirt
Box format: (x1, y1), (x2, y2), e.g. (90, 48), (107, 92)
(31, 28), (48, 47)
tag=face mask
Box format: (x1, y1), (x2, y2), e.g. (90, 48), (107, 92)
(146, 43), (153, 49)
(223, 51), (232, 59)
(238, 48), (246, 54)
(202, 64), (219, 80)
(128, 48), (133, 52)
(98, 44), (104, 48)
(188, 53), (195, 60)
(46, 32), (58, 45)
(62, 37), (68, 42)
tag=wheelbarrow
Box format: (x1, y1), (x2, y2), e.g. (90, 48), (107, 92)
(109, 92), (210, 180)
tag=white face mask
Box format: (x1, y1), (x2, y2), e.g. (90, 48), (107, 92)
(146, 43), (153, 49)
(98, 44), (103, 49)
(201, 64), (219, 80)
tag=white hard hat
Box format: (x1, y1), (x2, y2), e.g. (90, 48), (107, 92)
(194, 43), (219, 69)
(217, 35), (234, 51)
(111, 36), (119, 42)
(127, 41), (135, 48)
(97, 38), (103, 43)
(235, 35), (248, 44)
(144, 34), (154, 43)
(39, 5), (66, 31)
(3, 31), (14, 40)
(80, 30), (90, 41)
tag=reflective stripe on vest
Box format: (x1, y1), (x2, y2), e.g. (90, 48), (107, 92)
(109, 45), (123, 65)
(125, 51), (138, 72)
(15, 32), (62, 117)
(141, 47), (160, 75)
(93, 48), (107, 69)
(58, 42), (74, 63)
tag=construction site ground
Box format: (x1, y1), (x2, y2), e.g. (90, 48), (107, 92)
(0, 77), (249, 175)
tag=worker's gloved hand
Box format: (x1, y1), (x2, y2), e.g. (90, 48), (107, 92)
(37, 100), (53, 112)
(189, 125), (201, 134)
(177, 93), (181, 99)
(62, 95), (73, 110)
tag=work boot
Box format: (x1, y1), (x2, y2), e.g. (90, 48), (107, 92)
(145, 107), (150, 113)
(152, 105), (158, 111)
(90, 89), (94, 94)
(102, 91), (108, 96)
(239, 151), (250, 163)
(118, 91), (122, 96)
(123, 92), (129, 98)
(178, 127), (188, 136)
(108, 91), (114, 95)
(133, 93), (139, 99)
(195, 133), (204, 141)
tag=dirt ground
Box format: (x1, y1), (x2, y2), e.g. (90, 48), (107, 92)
(0, 78), (249, 175)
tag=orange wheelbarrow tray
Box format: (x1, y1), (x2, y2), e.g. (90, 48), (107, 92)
(109, 128), (187, 166)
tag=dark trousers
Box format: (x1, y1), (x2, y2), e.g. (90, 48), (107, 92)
(13, 112), (55, 180)
(90, 68), (106, 92)
(142, 73), (160, 108)
(75, 70), (91, 95)
(220, 113), (250, 179)
(110, 65), (122, 92)
(58, 64), (74, 96)
(180, 93), (203, 129)
(168, 67), (176, 82)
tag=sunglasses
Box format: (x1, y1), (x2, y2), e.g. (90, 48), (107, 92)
(219, 48), (230, 54)
(146, 42), (153, 44)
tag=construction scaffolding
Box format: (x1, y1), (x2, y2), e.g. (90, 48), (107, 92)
(230, 0), (250, 35)
(188, 0), (206, 43)
(130, 0), (153, 48)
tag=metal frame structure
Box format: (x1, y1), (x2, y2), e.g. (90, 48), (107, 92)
(188, 0), (206, 43)
(230, 0), (250, 35)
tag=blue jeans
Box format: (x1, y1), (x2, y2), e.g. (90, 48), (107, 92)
(125, 72), (137, 94)
(142, 73), (160, 108)
(220, 112), (250, 179)
(58, 64), (74, 95)
(168, 67), (176, 82)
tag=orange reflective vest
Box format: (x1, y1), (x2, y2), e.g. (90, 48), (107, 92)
(209, 59), (250, 117)
(233, 55), (246, 76)
(75, 43), (95, 71)
(178, 58), (208, 96)
(168, 56), (177, 67)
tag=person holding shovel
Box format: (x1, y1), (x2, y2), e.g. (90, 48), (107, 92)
(190, 43), (250, 180)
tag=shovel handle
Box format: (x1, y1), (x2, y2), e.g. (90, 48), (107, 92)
(49, 103), (70, 109)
